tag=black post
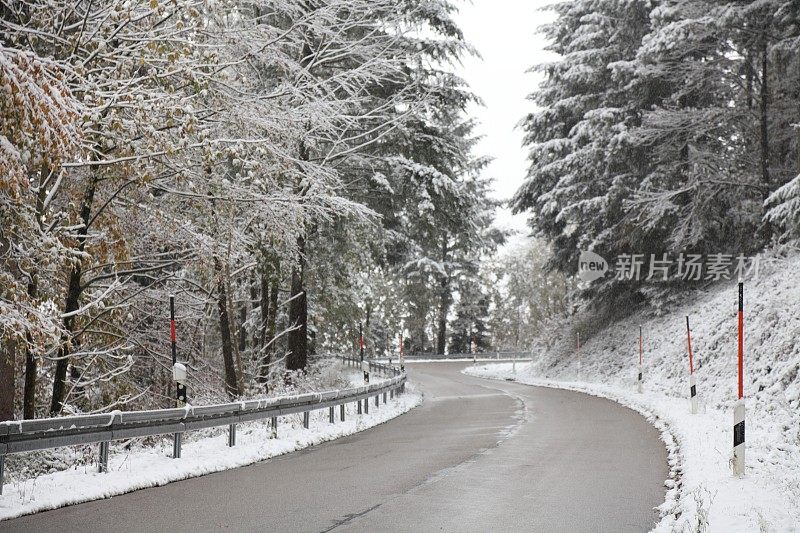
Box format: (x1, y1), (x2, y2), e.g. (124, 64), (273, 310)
(0, 454), (5, 495)
(340, 403), (345, 421)
(173, 433), (182, 458)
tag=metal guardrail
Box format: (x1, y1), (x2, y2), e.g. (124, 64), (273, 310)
(0, 355), (405, 494)
(381, 351), (534, 361)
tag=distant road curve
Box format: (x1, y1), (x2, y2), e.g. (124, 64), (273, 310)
(1, 363), (666, 533)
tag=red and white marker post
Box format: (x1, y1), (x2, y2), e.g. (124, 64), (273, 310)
(733, 282), (745, 476)
(637, 326), (644, 393)
(170, 295), (187, 458)
(686, 316), (698, 414)
(360, 323), (368, 384)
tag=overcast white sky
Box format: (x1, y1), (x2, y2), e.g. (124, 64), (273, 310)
(451, 0), (556, 235)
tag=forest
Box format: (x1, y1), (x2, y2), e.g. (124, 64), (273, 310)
(0, 0), (504, 419)
(515, 0), (800, 314)
(4, 0), (800, 421)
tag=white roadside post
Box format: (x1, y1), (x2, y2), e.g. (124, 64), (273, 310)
(637, 326), (644, 394)
(733, 282), (745, 476)
(170, 296), (187, 459)
(686, 316), (698, 414)
(172, 361), (187, 458)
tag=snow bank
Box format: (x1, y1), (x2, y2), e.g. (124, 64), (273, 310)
(0, 387), (421, 521)
(465, 250), (800, 532)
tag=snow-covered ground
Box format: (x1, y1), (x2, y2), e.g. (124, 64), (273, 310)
(465, 250), (800, 532)
(0, 383), (421, 521)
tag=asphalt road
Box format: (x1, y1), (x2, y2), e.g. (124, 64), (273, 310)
(1, 363), (667, 533)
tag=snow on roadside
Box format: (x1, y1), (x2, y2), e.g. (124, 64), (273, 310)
(0, 385), (421, 521)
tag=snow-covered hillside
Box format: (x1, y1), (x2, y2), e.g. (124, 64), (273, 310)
(467, 248), (800, 531)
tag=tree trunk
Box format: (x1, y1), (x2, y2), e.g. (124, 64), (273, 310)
(24, 166), (48, 419)
(23, 282), (37, 419)
(250, 278), (259, 350)
(259, 259), (279, 388)
(759, 36), (770, 193)
(238, 297), (247, 355)
(287, 235), (307, 371)
(0, 337), (15, 421)
(23, 339), (36, 419)
(215, 257), (240, 398)
(436, 237), (449, 355)
(51, 175), (97, 415)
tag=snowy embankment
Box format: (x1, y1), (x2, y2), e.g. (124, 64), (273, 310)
(0, 382), (421, 521)
(466, 251), (800, 532)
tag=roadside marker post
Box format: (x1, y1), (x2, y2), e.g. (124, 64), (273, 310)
(637, 326), (644, 394)
(360, 323), (369, 384)
(170, 295), (186, 459)
(733, 282), (746, 477)
(686, 316), (698, 414)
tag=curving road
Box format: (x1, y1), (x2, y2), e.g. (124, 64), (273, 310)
(1, 363), (667, 532)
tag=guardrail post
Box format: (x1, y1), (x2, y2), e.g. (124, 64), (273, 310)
(173, 433), (182, 459)
(357, 399), (362, 414)
(270, 416), (278, 438)
(375, 395), (379, 408)
(329, 406), (335, 423)
(303, 411), (310, 429)
(228, 424), (236, 447)
(99, 441), (110, 473)
(364, 397), (369, 414)
(0, 454), (5, 495)
(383, 391), (387, 404)
(340, 403), (345, 421)
(390, 388), (394, 399)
